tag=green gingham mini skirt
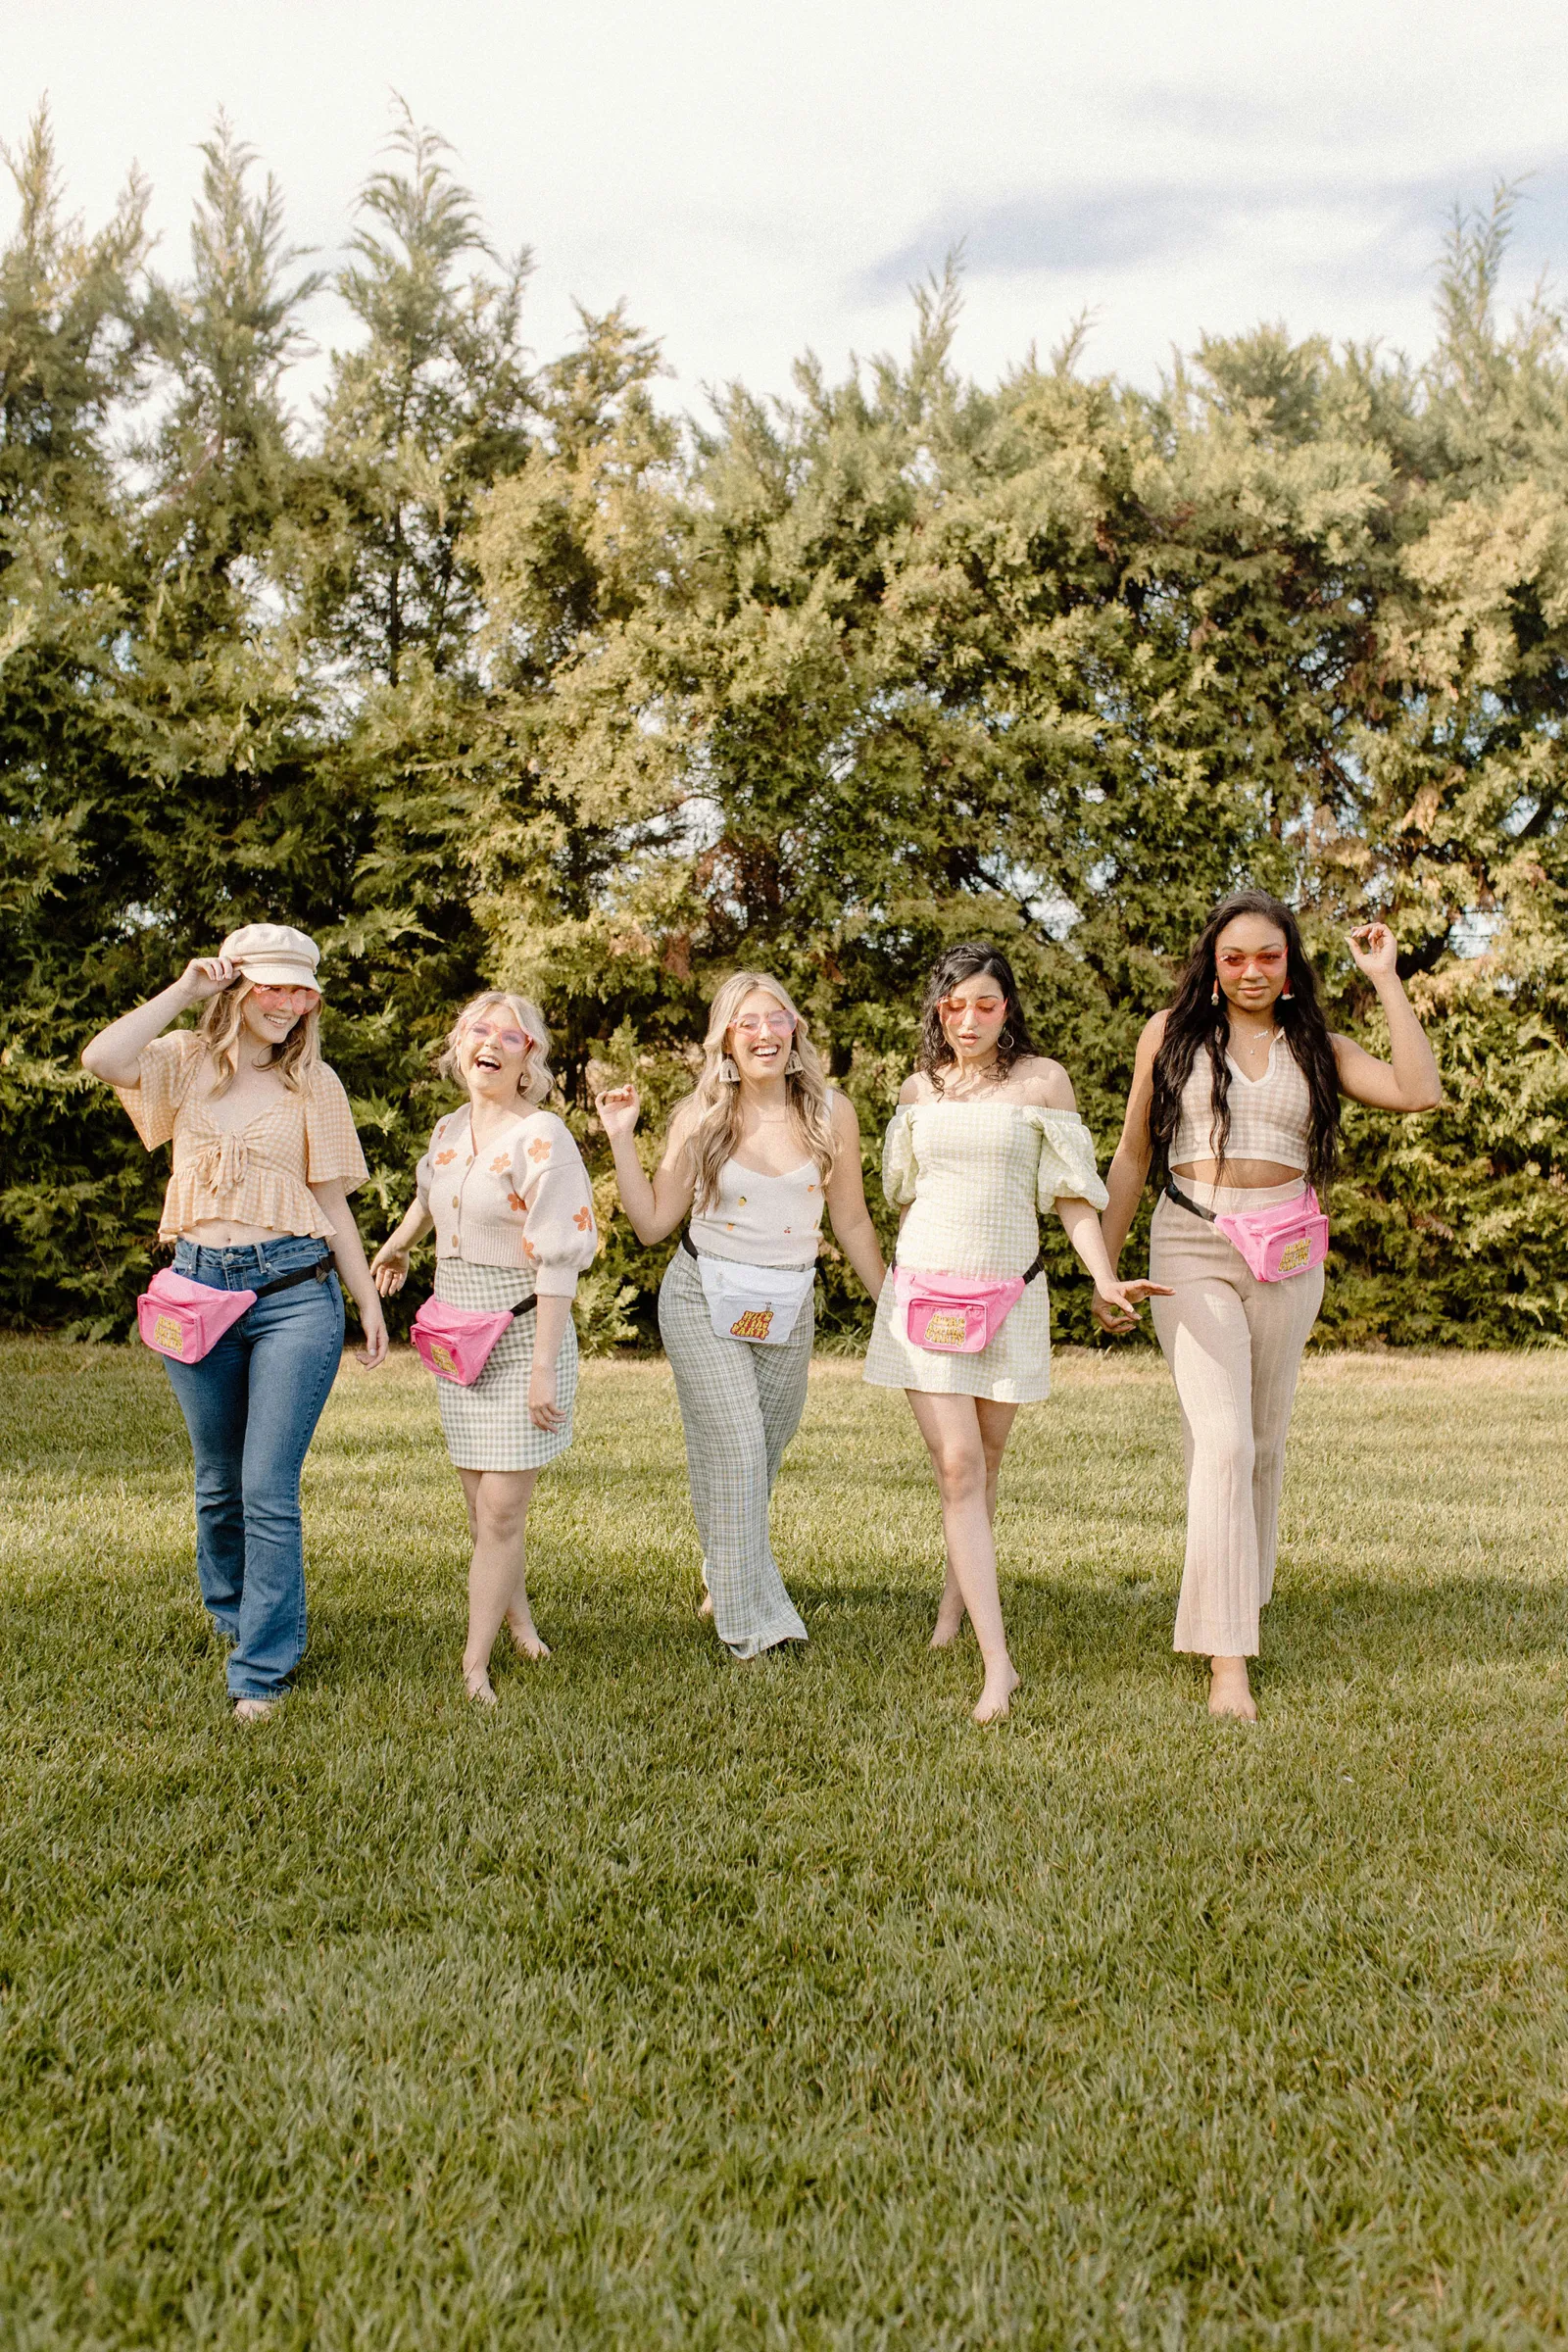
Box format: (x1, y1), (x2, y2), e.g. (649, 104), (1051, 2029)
(432, 1258), (578, 1471)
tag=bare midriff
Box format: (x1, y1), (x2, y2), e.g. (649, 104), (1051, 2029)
(1172, 1157), (1303, 1189)
(182, 1219), (290, 1248)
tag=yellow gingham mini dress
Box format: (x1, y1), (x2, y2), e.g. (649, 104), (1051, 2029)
(862, 1100), (1107, 1403)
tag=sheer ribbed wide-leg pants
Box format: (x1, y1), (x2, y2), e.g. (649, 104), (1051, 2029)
(1149, 1184), (1325, 1658)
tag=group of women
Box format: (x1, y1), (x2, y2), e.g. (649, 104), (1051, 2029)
(82, 894), (1440, 1726)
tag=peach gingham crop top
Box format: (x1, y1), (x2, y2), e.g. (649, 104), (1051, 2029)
(115, 1032), (368, 1243)
(416, 1106), (599, 1295)
(1170, 1034), (1310, 1173)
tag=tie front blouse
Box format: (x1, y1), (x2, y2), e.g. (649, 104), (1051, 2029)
(115, 1031), (368, 1242)
(416, 1105), (599, 1294)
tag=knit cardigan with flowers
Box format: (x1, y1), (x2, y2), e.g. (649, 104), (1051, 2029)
(416, 1106), (598, 1294)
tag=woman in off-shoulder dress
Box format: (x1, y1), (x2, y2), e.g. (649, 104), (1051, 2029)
(864, 944), (1166, 1722)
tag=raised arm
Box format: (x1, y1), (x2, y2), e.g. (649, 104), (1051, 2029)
(1331, 925), (1442, 1112)
(593, 1084), (698, 1245)
(80, 957), (235, 1086)
(821, 1094), (886, 1298)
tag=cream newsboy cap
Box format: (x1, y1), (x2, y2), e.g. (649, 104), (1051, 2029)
(219, 922), (322, 993)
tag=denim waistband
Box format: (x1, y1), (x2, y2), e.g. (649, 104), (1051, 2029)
(171, 1234), (333, 1291)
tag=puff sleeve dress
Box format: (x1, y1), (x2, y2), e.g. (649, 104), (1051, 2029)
(862, 1101), (1107, 1402)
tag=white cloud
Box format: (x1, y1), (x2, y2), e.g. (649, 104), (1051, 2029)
(5, 0), (1567, 414)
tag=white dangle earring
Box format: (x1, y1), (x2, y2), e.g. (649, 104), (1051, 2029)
(717, 1055), (741, 1083)
(783, 1048), (804, 1073)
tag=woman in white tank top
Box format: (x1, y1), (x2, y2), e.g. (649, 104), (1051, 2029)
(1097, 892), (1441, 1719)
(595, 972), (886, 1658)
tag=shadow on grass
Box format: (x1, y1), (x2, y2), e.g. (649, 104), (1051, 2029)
(5, 1568), (1566, 1710)
(787, 1567), (1568, 1683)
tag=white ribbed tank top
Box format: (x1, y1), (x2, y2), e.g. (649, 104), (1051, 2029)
(1171, 1034), (1310, 1172)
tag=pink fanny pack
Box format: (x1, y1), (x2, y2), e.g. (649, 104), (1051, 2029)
(138, 1269), (255, 1362)
(1165, 1181), (1329, 1282)
(894, 1250), (1045, 1354)
(410, 1294), (530, 1385)
(136, 1257), (332, 1363)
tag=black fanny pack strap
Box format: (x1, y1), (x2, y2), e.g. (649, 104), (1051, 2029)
(1164, 1179), (1217, 1225)
(251, 1253), (333, 1300)
(895, 1246), (1046, 1285)
(681, 1229), (699, 1260)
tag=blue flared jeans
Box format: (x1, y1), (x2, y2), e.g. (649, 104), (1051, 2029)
(162, 1235), (344, 1700)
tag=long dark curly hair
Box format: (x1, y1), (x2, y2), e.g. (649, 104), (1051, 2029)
(917, 943), (1042, 1093)
(1149, 892), (1341, 1192)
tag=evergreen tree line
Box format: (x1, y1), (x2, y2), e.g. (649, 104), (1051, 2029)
(4, 103), (1566, 1348)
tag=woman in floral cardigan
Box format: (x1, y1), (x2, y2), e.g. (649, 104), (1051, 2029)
(372, 992), (598, 1703)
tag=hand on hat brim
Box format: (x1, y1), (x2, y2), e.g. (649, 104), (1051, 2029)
(242, 969), (321, 996)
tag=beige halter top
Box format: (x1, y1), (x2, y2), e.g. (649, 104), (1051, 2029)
(1171, 1033), (1310, 1173)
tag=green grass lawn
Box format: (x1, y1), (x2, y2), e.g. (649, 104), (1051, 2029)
(3, 1340), (1568, 2349)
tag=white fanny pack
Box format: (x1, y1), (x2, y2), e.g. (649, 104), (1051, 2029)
(684, 1233), (814, 1346)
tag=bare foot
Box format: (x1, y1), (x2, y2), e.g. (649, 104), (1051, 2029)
(232, 1696), (279, 1723)
(463, 1664), (499, 1706)
(698, 1592), (714, 1621)
(1208, 1656), (1257, 1721)
(930, 1567), (966, 1650)
(505, 1612), (551, 1661)
(972, 1662), (1021, 1725)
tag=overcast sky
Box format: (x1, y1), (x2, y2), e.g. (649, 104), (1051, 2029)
(8, 0), (1568, 419)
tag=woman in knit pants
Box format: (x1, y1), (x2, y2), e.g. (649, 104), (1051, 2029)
(1096, 894), (1441, 1719)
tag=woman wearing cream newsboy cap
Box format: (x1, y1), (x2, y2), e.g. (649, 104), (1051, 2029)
(83, 922), (388, 1720)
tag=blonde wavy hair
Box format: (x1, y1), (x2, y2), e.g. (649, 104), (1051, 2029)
(439, 991), (554, 1106)
(682, 971), (836, 1212)
(198, 979), (320, 1097)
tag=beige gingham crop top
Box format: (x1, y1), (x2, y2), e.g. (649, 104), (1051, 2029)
(416, 1106), (599, 1294)
(115, 1031), (368, 1243)
(1170, 1034), (1310, 1173)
